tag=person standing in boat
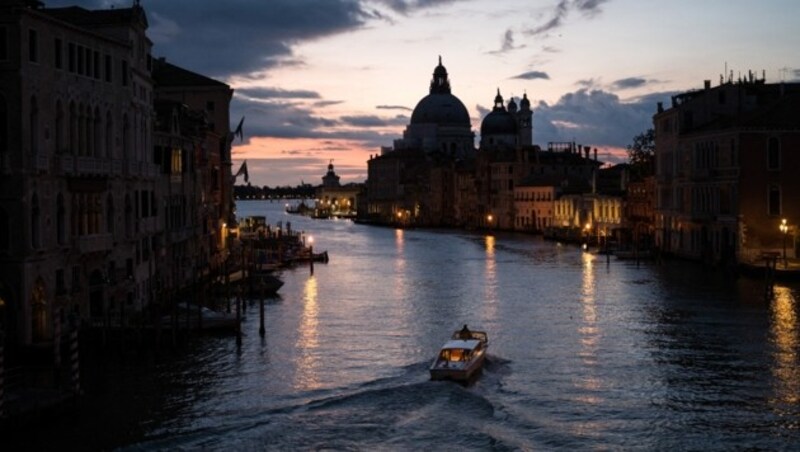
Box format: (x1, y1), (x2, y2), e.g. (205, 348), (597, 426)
(459, 324), (471, 339)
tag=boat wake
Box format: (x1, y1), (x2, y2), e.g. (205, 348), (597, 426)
(130, 358), (535, 451)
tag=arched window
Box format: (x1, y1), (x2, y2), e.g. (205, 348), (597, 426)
(106, 194), (114, 234)
(122, 114), (130, 157)
(78, 103), (86, 156)
(31, 193), (40, 249)
(56, 193), (66, 245)
(105, 111), (113, 158)
(30, 96), (39, 154)
(767, 136), (781, 170)
(55, 100), (64, 153)
(94, 106), (102, 158)
(69, 101), (77, 153)
(124, 194), (132, 237)
(31, 278), (49, 342)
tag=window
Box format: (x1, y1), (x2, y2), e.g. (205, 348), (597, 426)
(56, 193), (66, 245)
(28, 29), (38, 62)
(106, 195), (114, 234)
(29, 96), (38, 154)
(54, 38), (62, 69)
(171, 148), (182, 174)
(76, 45), (83, 75)
(768, 185), (781, 216)
(121, 60), (128, 86)
(68, 43), (75, 72)
(104, 55), (112, 82)
(93, 51), (100, 79)
(767, 137), (780, 170)
(206, 101), (215, 112)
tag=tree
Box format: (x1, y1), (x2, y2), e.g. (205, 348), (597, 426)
(627, 128), (655, 179)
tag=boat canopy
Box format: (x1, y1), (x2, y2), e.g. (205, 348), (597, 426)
(441, 339), (481, 350)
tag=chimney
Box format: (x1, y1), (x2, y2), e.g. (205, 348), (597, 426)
(657, 102), (663, 113)
(704, 80), (711, 90)
(594, 148), (597, 161)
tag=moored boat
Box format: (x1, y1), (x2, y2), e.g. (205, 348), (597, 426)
(429, 325), (488, 381)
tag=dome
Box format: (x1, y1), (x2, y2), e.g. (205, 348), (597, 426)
(481, 89), (517, 136)
(410, 93), (471, 126)
(480, 109), (517, 136)
(520, 93), (531, 110)
(410, 57), (471, 127)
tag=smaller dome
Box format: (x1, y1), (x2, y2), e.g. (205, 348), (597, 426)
(480, 109), (517, 136)
(520, 93), (531, 110)
(507, 97), (518, 113)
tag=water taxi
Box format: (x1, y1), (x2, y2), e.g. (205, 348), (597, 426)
(429, 325), (488, 381)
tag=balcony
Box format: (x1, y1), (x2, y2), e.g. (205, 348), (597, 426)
(76, 233), (113, 254)
(59, 155), (112, 176)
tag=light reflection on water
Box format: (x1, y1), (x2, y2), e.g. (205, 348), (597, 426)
(770, 285), (799, 407)
(18, 200), (800, 451)
(294, 275), (320, 391)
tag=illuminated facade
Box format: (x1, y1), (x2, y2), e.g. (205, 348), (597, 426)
(653, 77), (800, 264)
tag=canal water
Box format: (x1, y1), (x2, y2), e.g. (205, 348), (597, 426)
(15, 200), (800, 450)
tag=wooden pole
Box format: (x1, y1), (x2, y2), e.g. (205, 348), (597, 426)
(0, 329), (5, 420)
(69, 320), (80, 394)
(259, 282), (265, 337)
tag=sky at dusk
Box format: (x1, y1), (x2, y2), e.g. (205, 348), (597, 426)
(48, 0), (800, 187)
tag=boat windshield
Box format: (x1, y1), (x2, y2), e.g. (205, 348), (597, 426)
(441, 348), (470, 362)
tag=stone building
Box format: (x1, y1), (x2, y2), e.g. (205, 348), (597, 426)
(0, 0), (157, 349)
(653, 77), (800, 264)
(0, 1), (234, 358)
(151, 57), (234, 273)
(366, 58), (473, 226)
(315, 161), (361, 217)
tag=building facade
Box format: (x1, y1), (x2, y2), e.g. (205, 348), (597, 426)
(0, 1), (158, 349)
(0, 1), (234, 356)
(653, 77), (800, 264)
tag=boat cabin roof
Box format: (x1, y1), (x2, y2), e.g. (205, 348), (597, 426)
(442, 339), (482, 351)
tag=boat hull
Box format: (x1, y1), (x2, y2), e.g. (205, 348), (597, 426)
(429, 352), (486, 381)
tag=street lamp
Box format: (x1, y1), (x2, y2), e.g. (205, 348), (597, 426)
(487, 214), (493, 228)
(780, 218), (788, 268)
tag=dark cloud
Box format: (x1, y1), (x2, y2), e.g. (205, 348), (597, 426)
(487, 29), (525, 55)
(512, 70), (550, 80)
(376, 0), (467, 14)
(231, 97), (392, 148)
(236, 87), (321, 99)
(574, 0), (609, 18)
(610, 77), (663, 90)
(376, 105), (412, 111)
(45, 0), (374, 78)
(313, 100), (346, 108)
(576, 78), (600, 88)
(339, 115), (408, 127)
(526, 0), (569, 36)
(610, 77), (647, 90)
(525, 0), (609, 37)
(532, 88), (675, 149)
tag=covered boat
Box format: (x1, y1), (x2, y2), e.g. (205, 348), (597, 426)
(429, 325), (488, 381)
